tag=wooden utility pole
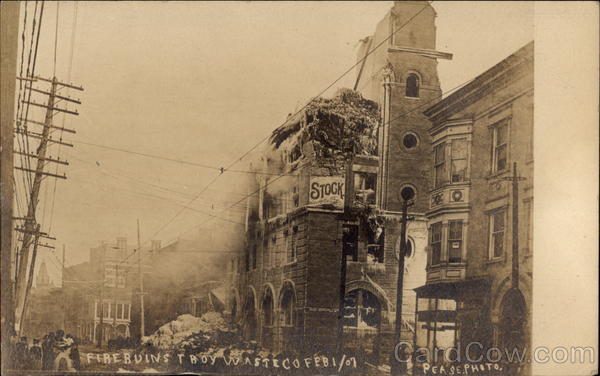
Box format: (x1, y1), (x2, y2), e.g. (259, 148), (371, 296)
(1, 0), (21, 341)
(503, 162), (525, 290)
(391, 192), (414, 376)
(137, 219), (145, 339)
(97, 247), (105, 348)
(62, 244), (66, 330)
(13, 75), (81, 334)
(337, 149), (355, 353)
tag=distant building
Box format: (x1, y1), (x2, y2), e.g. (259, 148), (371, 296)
(22, 262), (63, 339)
(142, 237), (234, 335)
(62, 238), (137, 343)
(415, 42), (533, 373)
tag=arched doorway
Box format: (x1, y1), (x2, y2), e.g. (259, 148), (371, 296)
(278, 281), (297, 352)
(343, 288), (382, 364)
(243, 289), (257, 341)
(499, 288), (526, 354)
(261, 287), (275, 349)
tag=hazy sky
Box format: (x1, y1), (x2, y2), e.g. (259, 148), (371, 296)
(14, 1), (533, 282)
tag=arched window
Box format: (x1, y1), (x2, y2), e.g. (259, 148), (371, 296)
(342, 289), (381, 329)
(280, 288), (295, 326)
(406, 73), (420, 98)
(262, 288), (274, 326)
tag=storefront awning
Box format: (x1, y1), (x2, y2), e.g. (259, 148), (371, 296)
(414, 278), (491, 300)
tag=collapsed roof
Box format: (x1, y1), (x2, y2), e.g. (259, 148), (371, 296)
(268, 88), (380, 168)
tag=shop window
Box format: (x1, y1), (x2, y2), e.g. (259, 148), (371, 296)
(448, 220), (463, 263)
(489, 210), (506, 259)
(434, 143), (447, 188)
(406, 74), (420, 98)
(451, 139), (468, 182)
(342, 224), (358, 262)
(354, 172), (377, 205)
(492, 119), (509, 173)
(342, 289), (381, 329)
(430, 222), (442, 266)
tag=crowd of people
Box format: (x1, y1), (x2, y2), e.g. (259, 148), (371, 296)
(6, 328), (81, 371)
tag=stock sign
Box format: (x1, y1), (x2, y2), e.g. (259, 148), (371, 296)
(309, 176), (345, 208)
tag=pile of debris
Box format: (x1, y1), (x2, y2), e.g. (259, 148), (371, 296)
(142, 312), (233, 351)
(269, 88), (380, 170)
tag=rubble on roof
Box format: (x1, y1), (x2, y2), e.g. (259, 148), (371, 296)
(268, 88), (380, 170)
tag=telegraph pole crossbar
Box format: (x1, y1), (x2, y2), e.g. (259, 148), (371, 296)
(13, 76), (83, 334)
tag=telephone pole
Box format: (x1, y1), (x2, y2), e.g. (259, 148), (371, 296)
(62, 244), (66, 330)
(391, 189), (414, 376)
(137, 219), (145, 340)
(13, 76), (82, 334)
(97, 247), (105, 348)
(501, 162), (526, 290)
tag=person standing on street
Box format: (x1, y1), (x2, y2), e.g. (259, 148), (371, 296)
(29, 339), (43, 370)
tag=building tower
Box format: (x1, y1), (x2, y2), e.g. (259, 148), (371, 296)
(355, 0), (452, 350)
(35, 262), (51, 288)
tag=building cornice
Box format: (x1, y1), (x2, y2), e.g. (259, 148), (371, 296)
(387, 45), (453, 60)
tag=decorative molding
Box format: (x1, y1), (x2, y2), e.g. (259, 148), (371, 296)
(388, 45), (453, 60)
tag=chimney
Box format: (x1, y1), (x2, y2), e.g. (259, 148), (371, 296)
(116, 237), (127, 251)
(151, 240), (161, 251)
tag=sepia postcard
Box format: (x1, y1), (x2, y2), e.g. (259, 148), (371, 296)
(1, 1), (597, 375)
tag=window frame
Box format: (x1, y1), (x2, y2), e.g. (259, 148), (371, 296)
(450, 138), (468, 183)
(405, 73), (420, 98)
(447, 220), (463, 263)
(430, 222), (443, 266)
(491, 119), (510, 174)
(433, 143), (447, 188)
(488, 209), (506, 260)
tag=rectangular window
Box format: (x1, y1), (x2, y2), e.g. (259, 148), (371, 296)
(342, 225), (358, 262)
(251, 244), (257, 270)
(245, 246), (250, 272)
(103, 302), (109, 318)
(95, 301), (100, 319)
(451, 139), (468, 182)
(434, 144), (447, 188)
(288, 227), (298, 263)
(354, 172), (377, 205)
(448, 220), (463, 263)
(117, 304), (123, 319)
(492, 120), (509, 173)
(489, 210), (505, 259)
(430, 222), (442, 265)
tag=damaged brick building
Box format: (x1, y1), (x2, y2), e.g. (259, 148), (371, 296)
(231, 1), (452, 365)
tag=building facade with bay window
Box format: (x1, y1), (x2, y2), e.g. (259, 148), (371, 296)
(414, 41), (534, 375)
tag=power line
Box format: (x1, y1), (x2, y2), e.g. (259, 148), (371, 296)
(140, 2), (432, 245)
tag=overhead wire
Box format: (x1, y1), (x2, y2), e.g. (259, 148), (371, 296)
(139, 2), (433, 246)
(48, 1), (78, 234)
